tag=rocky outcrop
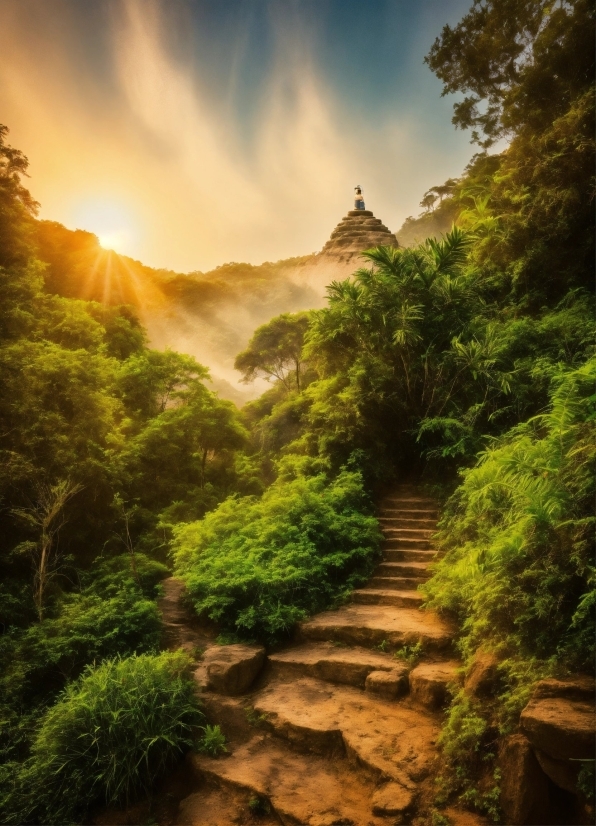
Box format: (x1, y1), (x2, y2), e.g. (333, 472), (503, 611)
(320, 209), (398, 263)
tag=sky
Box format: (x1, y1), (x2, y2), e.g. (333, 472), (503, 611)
(0, 0), (475, 273)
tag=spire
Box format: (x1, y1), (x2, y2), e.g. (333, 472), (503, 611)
(319, 190), (398, 262)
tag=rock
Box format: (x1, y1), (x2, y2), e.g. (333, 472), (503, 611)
(195, 644), (265, 696)
(365, 667), (409, 699)
(534, 748), (582, 794)
(520, 695), (595, 760)
(497, 734), (551, 825)
(371, 782), (414, 816)
(409, 661), (460, 709)
(464, 650), (500, 697)
(269, 642), (399, 688)
(188, 736), (388, 826)
(297, 603), (453, 652)
(532, 675), (595, 703)
(252, 676), (439, 786)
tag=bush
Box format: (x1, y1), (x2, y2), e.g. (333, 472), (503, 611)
(172, 469), (382, 642)
(2, 588), (162, 708)
(2, 652), (203, 825)
(423, 359), (595, 674)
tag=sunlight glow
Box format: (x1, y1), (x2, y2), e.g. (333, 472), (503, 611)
(73, 199), (137, 256)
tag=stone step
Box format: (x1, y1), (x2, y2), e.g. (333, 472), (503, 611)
(383, 549), (438, 564)
(376, 561), (431, 578)
(368, 575), (422, 590)
(268, 642), (398, 688)
(381, 532), (431, 547)
(297, 604), (453, 652)
(378, 516), (437, 528)
(187, 735), (389, 826)
(382, 496), (436, 506)
(381, 527), (435, 539)
(253, 676), (440, 788)
(352, 589), (424, 608)
(379, 507), (438, 519)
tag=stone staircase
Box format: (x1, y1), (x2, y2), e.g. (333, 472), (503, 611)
(159, 486), (483, 826)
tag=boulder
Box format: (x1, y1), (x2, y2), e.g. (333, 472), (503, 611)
(497, 734), (551, 825)
(464, 650), (500, 697)
(365, 667), (408, 699)
(195, 644), (265, 696)
(520, 695), (595, 760)
(534, 748), (581, 795)
(371, 782), (414, 816)
(409, 661), (460, 709)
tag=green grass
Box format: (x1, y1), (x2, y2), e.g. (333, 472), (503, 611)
(2, 651), (203, 825)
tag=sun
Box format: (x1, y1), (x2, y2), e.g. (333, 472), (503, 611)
(71, 198), (137, 255)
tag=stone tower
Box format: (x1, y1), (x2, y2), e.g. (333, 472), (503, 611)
(320, 187), (398, 264)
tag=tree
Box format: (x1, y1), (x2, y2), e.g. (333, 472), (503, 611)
(0, 124), (39, 268)
(234, 312), (311, 391)
(12, 479), (83, 620)
(426, 0), (595, 146)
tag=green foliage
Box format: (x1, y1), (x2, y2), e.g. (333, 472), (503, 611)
(423, 360), (595, 671)
(235, 311), (312, 391)
(195, 724), (227, 757)
(1, 652), (202, 825)
(173, 469), (381, 642)
(393, 642), (424, 667)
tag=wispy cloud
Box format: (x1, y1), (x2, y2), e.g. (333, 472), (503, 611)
(0, 0), (471, 272)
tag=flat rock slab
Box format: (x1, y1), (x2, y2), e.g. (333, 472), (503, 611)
(409, 661), (460, 709)
(253, 676), (440, 787)
(298, 604), (453, 652)
(188, 736), (387, 826)
(195, 644), (265, 696)
(520, 695), (595, 760)
(268, 642), (399, 688)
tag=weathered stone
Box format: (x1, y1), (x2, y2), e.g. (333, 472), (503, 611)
(371, 781), (415, 815)
(535, 748), (582, 794)
(195, 644), (265, 696)
(409, 661), (460, 709)
(532, 675), (595, 703)
(268, 642), (398, 688)
(520, 695), (595, 760)
(365, 667), (409, 699)
(497, 734), (551, 825)
(464, 650), (500, 697)
(298, 604), (453, 652)
(188, 736), (388, 826)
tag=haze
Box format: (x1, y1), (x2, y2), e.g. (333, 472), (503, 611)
(0, 0), (473, 273)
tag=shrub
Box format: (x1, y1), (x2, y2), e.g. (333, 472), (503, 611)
(2, 652), (203, 825)
(196, 724), (227, 756)
(172, 469), (381, 642)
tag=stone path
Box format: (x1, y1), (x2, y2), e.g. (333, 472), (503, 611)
(159, 485), (487, 826)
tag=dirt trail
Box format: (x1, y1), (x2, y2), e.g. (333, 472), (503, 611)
(158, 485), (486, 826)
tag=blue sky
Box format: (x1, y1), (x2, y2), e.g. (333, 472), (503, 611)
(0, 0), (476, 271)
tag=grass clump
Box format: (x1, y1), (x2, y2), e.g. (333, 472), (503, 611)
(2, 651), (203, 825)
(172, 469), (381, 643)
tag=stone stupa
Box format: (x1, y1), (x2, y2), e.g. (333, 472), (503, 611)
(320, 185), (399, 264)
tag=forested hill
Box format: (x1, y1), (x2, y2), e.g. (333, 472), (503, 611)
(32, 220), (349, 404)
(0, 0), (594, 823)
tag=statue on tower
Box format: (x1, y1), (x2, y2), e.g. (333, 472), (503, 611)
(354, 185), (365, 210)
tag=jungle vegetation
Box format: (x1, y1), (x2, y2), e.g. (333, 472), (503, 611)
(0, 0), (593, 822)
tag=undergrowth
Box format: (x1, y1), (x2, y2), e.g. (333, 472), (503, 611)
(172, 469), (382, 643)
(1, 652), (202, 825)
